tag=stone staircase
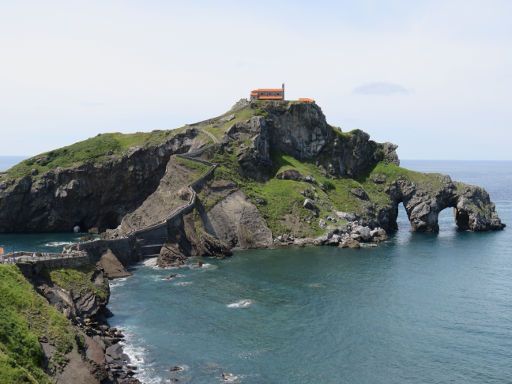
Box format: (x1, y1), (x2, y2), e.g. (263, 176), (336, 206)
(78, 148), (217, 263)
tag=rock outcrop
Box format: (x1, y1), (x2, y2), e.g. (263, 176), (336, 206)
(205, 190), (273, 249)
(381, 177), (505, 232)
(157, 211), (232, 267)
(224, 102), (399, 181)
(98, 249), (131, 279)
(0, 128), (202, 233)
(110, 155), (198, 237)
(33, 267), (139, 383)
(0, 99), (504, 259)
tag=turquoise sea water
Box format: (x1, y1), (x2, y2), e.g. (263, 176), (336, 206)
(1, 160), (511, 383)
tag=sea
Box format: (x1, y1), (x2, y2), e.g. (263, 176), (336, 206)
(1, 157), (511, 384)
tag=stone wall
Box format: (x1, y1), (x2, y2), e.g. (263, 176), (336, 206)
(17, 255), (91, 278)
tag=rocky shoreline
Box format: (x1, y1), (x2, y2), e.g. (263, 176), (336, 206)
(23, 257), (141, 384)
(79, 313), (140, 384)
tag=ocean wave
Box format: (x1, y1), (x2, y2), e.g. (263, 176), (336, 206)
(142, 257), (158, 267)
(227, 299), (253, 309)
(160, 273), (185, 281)
(121, 330), (165, 384)
(109, 277), (128, 289)
(192, 262), (217, 270)
(44, 241), (74, 247)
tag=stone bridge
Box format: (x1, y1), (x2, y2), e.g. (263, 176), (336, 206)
(0, 251), (90, 275)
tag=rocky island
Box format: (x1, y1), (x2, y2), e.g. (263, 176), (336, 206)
(0, 99), (505, 383)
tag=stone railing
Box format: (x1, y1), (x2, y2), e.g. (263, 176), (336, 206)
(122, 154), (216, 238)
(0, 250), (89, 266)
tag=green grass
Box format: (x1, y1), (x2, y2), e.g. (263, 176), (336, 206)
(0, 265), (76, 383)
(174, 156), (211, 176)
(3, 102), (257, 181)
(210, 150), (356, 236)
(200, 106), (257, 141)
(49, 266), (108, 302)
(6, 129), (185, 179)
(365, 162), (447, 190)
(209, 147), (455, 237)
(272, 152), (368, 214)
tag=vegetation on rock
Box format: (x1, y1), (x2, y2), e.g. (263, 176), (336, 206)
(49, 265), (109, 301)
(0, 265), (76, 383)
(4, 130), (184, 180)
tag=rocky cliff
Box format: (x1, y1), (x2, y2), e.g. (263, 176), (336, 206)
(0, 100), (505, 261)
(0, 129), (205, 233)
(0, 261), (138, 384)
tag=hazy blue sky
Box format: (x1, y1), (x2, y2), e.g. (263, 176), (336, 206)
(1, 1), (511, 159)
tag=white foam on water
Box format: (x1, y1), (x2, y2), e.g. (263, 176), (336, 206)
(221, 372), (241, 383)
(44, 241), (74, 247)
(307, 282), (325, 289)
(109, 277), (128, 290)
(120, 329), (165, 384)
(227, 299), (253, 309)
(174, 281), (193, 287)
(188, 262), (217, 270)
(160, 273), (185, 281)
(142, 257), (158, 267)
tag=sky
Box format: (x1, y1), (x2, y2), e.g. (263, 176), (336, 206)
(0, 0), (511, 160)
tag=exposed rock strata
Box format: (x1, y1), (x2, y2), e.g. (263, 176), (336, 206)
(370, 176), (505, 233)
(98, 249), (132, 279)
(205, 190), (273, 249)
(157, 212), (232, 268)
(224, 103), (399, 181)
(0, 129), (202, 233)
(111, 155), (198, 237)
(0, 100), (504, 262)
(30, 266), (139, 383)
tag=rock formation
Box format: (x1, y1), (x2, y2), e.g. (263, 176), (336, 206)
(23, 264), (139, 384)
(369, 175), (505, 233)
(0, 129), (203, 233)
(98, 249), (132, 279)
(0, 99), (505, 265)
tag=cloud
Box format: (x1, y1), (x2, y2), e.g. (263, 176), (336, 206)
(352, 82), (410, 95)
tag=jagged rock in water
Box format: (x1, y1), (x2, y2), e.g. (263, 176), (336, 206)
(97, 249), (131, 279)
(157, 212), (232, 268)
(377, 176), (506, 233)
(158, 243), (187, 268)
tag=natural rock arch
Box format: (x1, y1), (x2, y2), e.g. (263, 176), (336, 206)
(386, 176), (504, 232)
